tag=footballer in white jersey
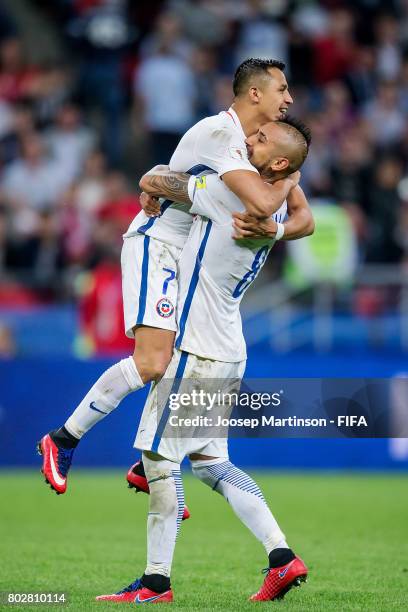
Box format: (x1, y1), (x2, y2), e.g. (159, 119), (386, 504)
(125, 107), (257, 248)
(175, 174), (287, 363)
(134, 118), (311, 463)
(122, 108), (258, 336)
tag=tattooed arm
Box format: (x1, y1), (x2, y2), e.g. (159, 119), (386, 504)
(139, 165), (192, 205)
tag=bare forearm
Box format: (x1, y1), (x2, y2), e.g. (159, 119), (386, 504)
(232, 186), (314, 241)
(222, 171), (294, 218)
(282, 210), (314, 240)
(282, 186), (314, 240)
(139, 171), (191, 204)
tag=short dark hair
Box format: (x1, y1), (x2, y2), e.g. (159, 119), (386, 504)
(276, 115), (312, 174)
(233, 58), (286, 97)
(280, 115), (312, 149)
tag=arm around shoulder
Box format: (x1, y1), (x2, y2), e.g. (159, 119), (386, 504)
(222, 170), (295, 218)
(139, 168), (193, 205)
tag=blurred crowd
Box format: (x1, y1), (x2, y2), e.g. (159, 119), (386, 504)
(1, 0), (408, 340)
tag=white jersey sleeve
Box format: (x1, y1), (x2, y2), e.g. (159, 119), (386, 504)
(192, 122), (259, 178)
(124, 109), (257, 248)
(187, 173), (243, 223)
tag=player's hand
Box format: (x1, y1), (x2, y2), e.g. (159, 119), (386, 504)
(140, 191), (161, 217)
(232, 212), (278, 239)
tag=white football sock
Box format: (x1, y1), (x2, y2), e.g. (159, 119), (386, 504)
(191, 458), (288, 554)
(64, 357), (143, 439)
(143, 453), (184, 578)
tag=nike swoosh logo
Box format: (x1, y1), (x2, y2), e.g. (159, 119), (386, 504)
(134, 593), (164, 604)
(278, 566), (290, 579)
(50, 448), (66, 487)
(89, 402), (108, 415)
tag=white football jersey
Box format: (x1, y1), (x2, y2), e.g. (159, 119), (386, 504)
(175, 174), (287, 362)
(124, 107), (258, 248)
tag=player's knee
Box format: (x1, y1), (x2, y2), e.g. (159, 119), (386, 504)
(191, 462), (204, 480)
(191, 464), (213, 489)
(132, 350), (171, 383)
(190, 456), (226, 488)
(153, 351), (172, 379)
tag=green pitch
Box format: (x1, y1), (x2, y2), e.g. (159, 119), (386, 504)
(0, 471), (407, 611)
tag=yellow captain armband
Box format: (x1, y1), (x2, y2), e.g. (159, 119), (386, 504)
(195, 176), (207, 190)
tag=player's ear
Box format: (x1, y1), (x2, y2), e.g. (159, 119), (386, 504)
(248, 86), (261, 104)
(270, 157), (289, 172)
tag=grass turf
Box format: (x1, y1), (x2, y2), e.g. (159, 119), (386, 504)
(0, 470), (407, 611)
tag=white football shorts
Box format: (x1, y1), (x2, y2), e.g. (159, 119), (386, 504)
(134, 348), (246, 464)
(121, 234), (181, 337)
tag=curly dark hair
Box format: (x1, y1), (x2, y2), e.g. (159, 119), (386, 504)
(233, 58), (286, 97)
